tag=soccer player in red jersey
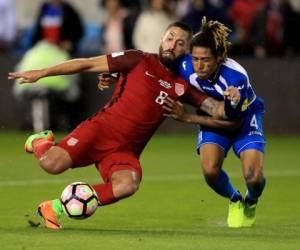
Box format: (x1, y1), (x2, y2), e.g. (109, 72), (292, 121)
(8, 22), (240, 230)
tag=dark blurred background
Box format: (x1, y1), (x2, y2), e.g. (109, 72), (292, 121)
(1, 0), (300, 133)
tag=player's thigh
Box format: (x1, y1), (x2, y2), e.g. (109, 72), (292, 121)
(58, 119), (106, 166)
(197, 130), (231, 172)
(199, 144), (226, 174)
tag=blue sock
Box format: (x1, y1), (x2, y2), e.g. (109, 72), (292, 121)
(245, 177), (266, 205)
(204, 170), (242, 202)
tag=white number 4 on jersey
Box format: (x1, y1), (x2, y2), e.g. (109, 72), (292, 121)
(250, 115), (258, 129)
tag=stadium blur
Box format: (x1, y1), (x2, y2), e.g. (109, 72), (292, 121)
(1, 0), (300, 133)
(1, 1), (300, 249)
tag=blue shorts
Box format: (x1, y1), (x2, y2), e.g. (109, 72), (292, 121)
(196, 110), (266, 157)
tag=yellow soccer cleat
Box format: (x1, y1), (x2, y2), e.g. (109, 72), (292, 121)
(243, 202), (257, 227)
(227, 200), (244, 228)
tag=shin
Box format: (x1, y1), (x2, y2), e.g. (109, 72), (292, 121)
(200, 144), (241, 201)
(241, 149), (266, 204)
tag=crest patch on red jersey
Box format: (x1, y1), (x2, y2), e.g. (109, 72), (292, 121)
(67, 137), (79, 146)
(175, 83), (185, 96)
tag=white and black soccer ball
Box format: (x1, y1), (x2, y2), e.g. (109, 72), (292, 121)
(60, 182), (99, 219)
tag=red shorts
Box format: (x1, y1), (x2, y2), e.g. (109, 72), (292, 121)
(95, 151), (142, 183)
(58, 117), (142, 182)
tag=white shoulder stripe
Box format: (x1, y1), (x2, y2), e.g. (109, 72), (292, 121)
(214, 84), (224, 96)
(189, 73), (204, 92)
(219, 75), (228, 88)
(224, 58), (249, 80)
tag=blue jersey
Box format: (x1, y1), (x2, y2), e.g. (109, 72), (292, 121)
(178, 54), (266, 157)
(178, 54), (264, 115)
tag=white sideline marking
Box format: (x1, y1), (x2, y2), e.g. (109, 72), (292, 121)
(0, 170), (299, 187)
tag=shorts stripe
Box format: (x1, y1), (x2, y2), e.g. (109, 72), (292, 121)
(236, 141), (266, 155)
(197, 142), (226, 154)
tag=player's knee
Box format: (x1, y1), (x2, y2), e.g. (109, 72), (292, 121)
(127, 182), (139, 196)
(39, 154), (71, 175)
(201, 157), (222, 176)
(113, 178), (140, 199)
(202, 163), (221, 183)
(38, 146), (72, 174)
(39, 158), (63, 174)
(121, 178), (139, 196)
(244, 166), (264, 187)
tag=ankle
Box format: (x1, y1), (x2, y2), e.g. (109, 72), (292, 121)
(245, 197), (257, 206)
(230, 191), (243, 202)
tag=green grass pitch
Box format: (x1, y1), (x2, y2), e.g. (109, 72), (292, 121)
(0, 130), (299, 249)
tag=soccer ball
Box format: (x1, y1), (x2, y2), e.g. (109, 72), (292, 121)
(60, 182), (99, 219)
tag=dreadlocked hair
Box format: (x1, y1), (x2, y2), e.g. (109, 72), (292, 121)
(190, 16), (231, 62)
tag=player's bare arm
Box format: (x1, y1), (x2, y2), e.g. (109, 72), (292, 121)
(200, 97), (225, 119)
(182, 85), (241, 119)
(163, 97), (241, 130)
(8, 55), (109, 84)
(201, 86), (241, 119)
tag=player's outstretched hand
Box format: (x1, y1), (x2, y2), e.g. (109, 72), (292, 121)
(223, 86), (240, 105)
(162, 97), (189, 122)
(8, 70), (44, 84)
(97, 73), (118, 91)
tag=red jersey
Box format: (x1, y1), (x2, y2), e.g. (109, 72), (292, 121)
(93, 50), (208, 155)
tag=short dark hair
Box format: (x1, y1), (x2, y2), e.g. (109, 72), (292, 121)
(166, 21), (193, 41)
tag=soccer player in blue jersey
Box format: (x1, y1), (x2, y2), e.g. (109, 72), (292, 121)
(164, 17), (266, 228)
